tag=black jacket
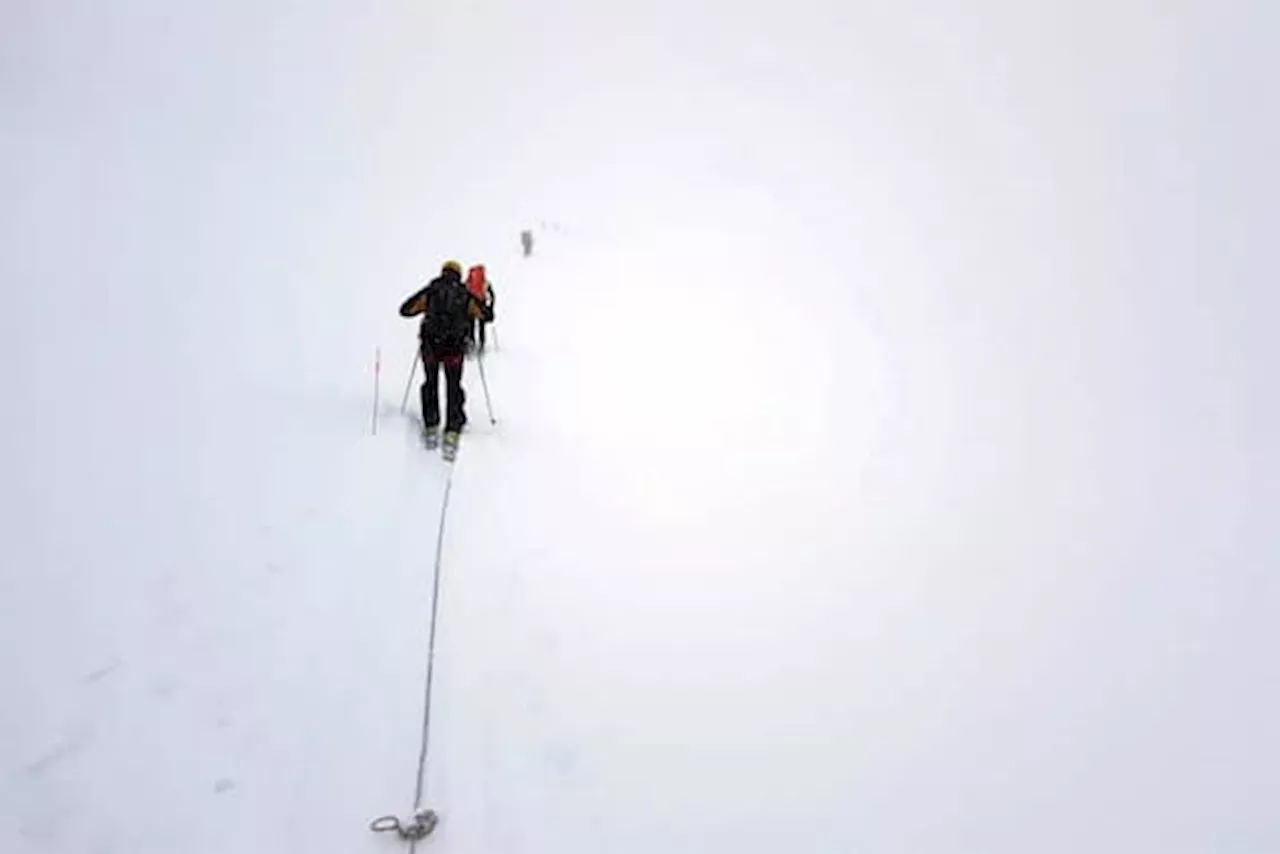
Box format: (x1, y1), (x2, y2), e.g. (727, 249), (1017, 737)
(399, 270), (481, 353)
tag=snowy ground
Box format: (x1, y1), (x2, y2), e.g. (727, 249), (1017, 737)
(5, 2), (1279, 852)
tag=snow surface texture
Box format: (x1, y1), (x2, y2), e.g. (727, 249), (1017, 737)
(3, 1), (1278, 852)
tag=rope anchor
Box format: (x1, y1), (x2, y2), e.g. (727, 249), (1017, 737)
(370, 808), (439, 841)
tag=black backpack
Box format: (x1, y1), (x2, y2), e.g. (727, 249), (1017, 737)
(421, 275), (471, 350)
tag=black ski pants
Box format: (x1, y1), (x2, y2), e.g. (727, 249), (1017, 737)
(420, 345), (466, 432)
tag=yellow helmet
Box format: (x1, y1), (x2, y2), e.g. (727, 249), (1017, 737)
(442, 260), (463, 275)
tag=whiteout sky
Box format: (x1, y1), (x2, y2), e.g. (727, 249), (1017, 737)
(3, 2), (1278, 852)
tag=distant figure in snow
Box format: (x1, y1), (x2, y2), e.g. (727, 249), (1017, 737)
(520, 229), (534, 258)
(465, 264), (496, 353)
(399, 260), (484, 440)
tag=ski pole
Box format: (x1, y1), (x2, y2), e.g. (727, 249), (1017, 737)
(400, 350), (421, 414)
(476, 350), (497, 425)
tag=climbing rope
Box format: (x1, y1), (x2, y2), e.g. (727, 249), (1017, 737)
(370, 809), (439, 841)
(370, 470), (455, 844)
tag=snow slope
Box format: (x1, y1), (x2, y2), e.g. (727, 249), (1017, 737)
(5, 1), (1279, 852)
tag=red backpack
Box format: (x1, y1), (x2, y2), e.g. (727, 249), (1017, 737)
(466, 265), (486, 299)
